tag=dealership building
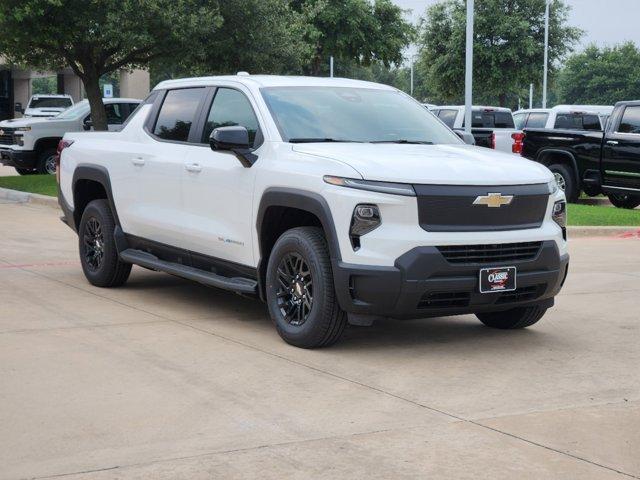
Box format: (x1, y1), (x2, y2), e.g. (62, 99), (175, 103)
(0, 58), (150, 120)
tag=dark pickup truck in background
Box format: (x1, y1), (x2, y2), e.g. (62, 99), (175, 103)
(522, 100), (640, 209)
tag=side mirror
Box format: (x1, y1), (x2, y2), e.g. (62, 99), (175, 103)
(455, 130), (476, 145)
(209, 126), (256, 167)
(14, 102), (23, 114)
(83, 119), (93, 131)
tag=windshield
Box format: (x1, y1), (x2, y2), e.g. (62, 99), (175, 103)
(28, 97), (73, 109)
(54, 100), (89, 119)
(261, 87), (461, 144)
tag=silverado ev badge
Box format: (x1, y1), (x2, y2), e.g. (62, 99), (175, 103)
(473, 192), (514, 208)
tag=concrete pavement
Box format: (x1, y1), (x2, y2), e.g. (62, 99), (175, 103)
(0, 200), (639, 479)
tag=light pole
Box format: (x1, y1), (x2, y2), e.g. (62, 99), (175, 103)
(530, 83), (534, 109)
(542, 0), (550, 108)
(329, 56), (334, 78)
(410, 60), (414, 96)
(464, 0), (474, 133)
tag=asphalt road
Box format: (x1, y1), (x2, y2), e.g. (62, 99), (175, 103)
(1, 200), (639, 479)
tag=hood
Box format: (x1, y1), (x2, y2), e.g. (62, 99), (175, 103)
(292, 143), (553, 185)
(0, 117), (51, 128)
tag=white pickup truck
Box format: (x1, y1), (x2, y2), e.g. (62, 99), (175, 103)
(513, 105), (614, 131)
(58, 75), (569, 348)
(0, 98), (140, 174)
(430, 105), (523, 154)
(18, 94), (74, 118)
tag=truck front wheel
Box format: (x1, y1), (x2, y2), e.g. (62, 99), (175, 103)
(266, 227), (347, 348)
(549, 163), (578, 202)
(607, 193), (640, 209)
(35, 148), (58, 175)
(476, 305), (547, 329)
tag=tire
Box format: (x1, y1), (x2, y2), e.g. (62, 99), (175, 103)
(266, 226), (347, 348)
(549, 163), (578, 202)
(476, 305), (547, 329)
(78, 199), (131, 287)
(35, 148), (58, 175)
(607, 193), (640, 209)
(15, 167), (36, 175)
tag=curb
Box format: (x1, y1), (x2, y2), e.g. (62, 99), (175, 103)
(0, 187), (59, 209)
(567, 226), (640, 238)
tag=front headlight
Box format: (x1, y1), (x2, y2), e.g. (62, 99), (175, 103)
(552, 200), (567, 228)
(15, 126), (31, 132)
(324, 175), (415, 196)
(350, 204), (381, 250)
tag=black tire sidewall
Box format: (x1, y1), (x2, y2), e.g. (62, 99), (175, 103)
(36, 148), (57, 175)
(607, 193), (640, 209)
(266, 229), (334, 346)
(15, 168), (36, 175)
(549, 163), (578, 202)
(79, 200), (120, 286)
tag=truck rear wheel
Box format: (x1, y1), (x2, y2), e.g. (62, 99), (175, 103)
(607, 193), (640, 209)
(266, 226), (347, 348)
(476, 305), (547, 329)
(35, 148), (58, 175)
(78, 199), (132, 287)
(549, 163), (578, 202)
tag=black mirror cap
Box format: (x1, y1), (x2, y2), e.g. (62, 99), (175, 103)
(455, 130), (476, 145)
(83, 120), (93, 131)
(210, 126), (250, 151)
(14, 102), (23, 113)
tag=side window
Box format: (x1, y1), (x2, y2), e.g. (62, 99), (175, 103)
(527, 112), (549, 128)
(554, 114), (581, 130)
(202, 88), (260, 146)
(617, 106), (640, 134)
(582, 114), (601, 131)
(105, 104), (124, 125)
(437, 109), (457, 128)
(153, 88), (205, 142)
(513, 113), (527, 129)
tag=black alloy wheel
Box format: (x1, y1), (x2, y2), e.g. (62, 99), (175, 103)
(276, 252), (314, 326)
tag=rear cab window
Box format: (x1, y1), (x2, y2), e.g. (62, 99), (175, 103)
(463, 110), (515, 129)
(526, 112), (549, 128)
(153, 88), (206, 142)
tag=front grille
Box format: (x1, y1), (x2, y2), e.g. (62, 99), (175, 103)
(414, 184), (549, 232)
(496, 284), (545, 304)
(418, 291), (470, 309)
(0, 127), (15, 145)
(437, 242), (542, 264)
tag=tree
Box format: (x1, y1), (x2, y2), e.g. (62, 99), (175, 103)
(0, 0), (221, 130)
(415, 0), (581, 107)
(557, 42), (640, 105)
(292, 0), (415, 75)
(152, 0), (310, 81)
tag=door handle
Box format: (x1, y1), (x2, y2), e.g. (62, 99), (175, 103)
(185, 162), (202, 173)
(606, 140), (619, 146)
(131, 157), (145, 166)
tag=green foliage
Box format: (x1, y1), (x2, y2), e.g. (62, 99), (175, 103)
(292, 0), (415, 75)
(557, 42), (640, 105)
(416, 0), (582, 107)
(31, 76), (56, 95)
(567, 203), (640, 226)
(152, 0), (310, 81)
(0, 0), (222, 129)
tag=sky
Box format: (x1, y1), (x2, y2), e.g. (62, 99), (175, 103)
(394, 0), (640, 50)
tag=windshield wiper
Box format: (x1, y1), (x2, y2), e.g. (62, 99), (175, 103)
(369, 140), (434, 144)
(288, 138), (362, 143)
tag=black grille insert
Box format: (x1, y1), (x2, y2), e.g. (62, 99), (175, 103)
(437, 242), (542, 264)
(418, 291), (470, 309)
(0, 127), (15, 145)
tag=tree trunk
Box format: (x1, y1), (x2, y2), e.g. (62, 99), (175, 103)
(498, 93), (507, 108)
(83, 75), (108, 131)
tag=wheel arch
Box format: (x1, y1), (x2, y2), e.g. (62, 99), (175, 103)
(71, 165), (119, 231)
(34, 137), (62, 155)
(536, 149), (580, 187)
(256, 188), (342, 300)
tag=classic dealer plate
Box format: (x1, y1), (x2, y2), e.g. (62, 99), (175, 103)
(479, 266), (517, 293)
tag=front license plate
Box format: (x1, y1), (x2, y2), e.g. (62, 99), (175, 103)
(479, 266), (517, 293)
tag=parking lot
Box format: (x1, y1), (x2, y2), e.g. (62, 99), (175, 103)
(1, 199), (639, 479)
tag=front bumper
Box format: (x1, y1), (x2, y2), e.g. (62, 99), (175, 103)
(0, 148), (37, 169)
(333, 240), (569, 319)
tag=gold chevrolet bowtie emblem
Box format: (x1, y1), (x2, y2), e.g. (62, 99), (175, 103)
(473, 193), (513, 208)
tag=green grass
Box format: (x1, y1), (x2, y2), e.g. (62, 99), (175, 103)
(568, 203), (640, 226)
(0, 174), (57, 197)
